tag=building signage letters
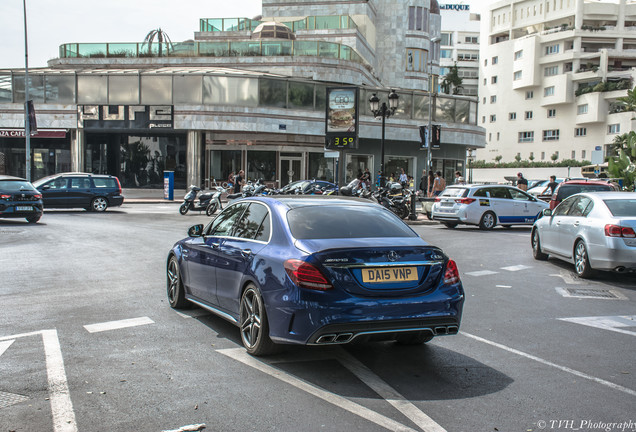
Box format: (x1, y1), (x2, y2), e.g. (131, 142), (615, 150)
(440, 4), (470, 11)
(78, 105), (174, 129)
(0, 129), (67, 139)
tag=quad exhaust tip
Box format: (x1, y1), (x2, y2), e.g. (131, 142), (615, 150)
(314, 326), (459, 344)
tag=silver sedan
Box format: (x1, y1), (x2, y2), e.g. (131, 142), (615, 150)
(531, 192), (636, 277)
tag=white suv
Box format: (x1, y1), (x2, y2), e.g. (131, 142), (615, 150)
(431, 184), (549, 229)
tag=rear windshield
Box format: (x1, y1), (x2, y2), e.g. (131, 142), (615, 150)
(0, 180), (36, 192)
(440, 188), (468, 198)
(557, 184), (610, 200)
(93, 178), (117, 188)
(287, 205), (417, 239)
(604, 199), (636, 217)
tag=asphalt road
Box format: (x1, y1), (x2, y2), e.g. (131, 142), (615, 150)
(1, 204), (635, 432)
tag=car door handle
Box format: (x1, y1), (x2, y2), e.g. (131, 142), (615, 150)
(241, 249), (252, 257)
(211, 242), (221, 248)
(573, 221), (580, 227)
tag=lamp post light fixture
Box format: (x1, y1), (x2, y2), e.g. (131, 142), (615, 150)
(369, 89), (399, 187)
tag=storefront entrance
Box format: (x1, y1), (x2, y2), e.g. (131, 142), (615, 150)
(279, 153), (303, 186)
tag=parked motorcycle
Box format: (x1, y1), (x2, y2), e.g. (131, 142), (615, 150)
(226, 179), (270, 200)
(179, 185), (215, 215)
(205, 186), (227, 216)
(373, 182), (411, 219)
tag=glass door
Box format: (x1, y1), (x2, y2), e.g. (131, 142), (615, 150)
(279, 156), (303, 187)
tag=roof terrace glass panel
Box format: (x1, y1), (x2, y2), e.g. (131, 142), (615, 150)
(229, 42), (262, 56)
(59, 43), (79, 58)
(315, 16), (341, 30)
(0, 74), (12, 102)
(203, 76), (258, 107)
(288, 82), (314, 110)
(199, 42), (230, 57)
(13, 75), (44, 103)
(294, 41), (318, 56)
(395, 91), (413, 118)
(203, 19), (223, 32)
(315, 84), (327, 112)
(413, 94), (431, 120)
(259, 78), (287, 109)
(77, 43), (108, 58)
(142, 75), (172, 104)
(78, 75), (107, 104)
(172, 41), (197, 57)
(174, 75), (202, 104)
(318, 42), (339, 59)
(262, 41), (292, 56)
(455, 99), (470, 123)
(435, 97), (456, 122)
(223, 18), (240, 31)
(108, 43), (138, 58)
(45, 75), (75, 104)
(109, 76), (139, 104)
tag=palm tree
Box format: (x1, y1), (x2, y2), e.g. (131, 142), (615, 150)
(142, 28), (173, 57)
(615, 85), (636, 112)
(440, 63), (464, 95)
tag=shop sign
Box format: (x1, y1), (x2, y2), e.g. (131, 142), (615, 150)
(325, 87), (359, 150)
(440, 4), (470, 11)
(78, 105), (173, 129)
(0, 129), (67, 139)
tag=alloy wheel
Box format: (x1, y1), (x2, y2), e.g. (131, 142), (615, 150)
(575, 242), (588, 276)
(240, 289), (262, 349)
(92, 197), (108, 212)
(167, 259), (179, 305)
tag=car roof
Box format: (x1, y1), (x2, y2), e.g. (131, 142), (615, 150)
(575, 191), (636, 199)
(242, 195), (377, 209)
(0, 175), (28, 181)
(559, 179), (611, 185)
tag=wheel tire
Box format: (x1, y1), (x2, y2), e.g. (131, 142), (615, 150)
(443, 222), (458, 229)
(239, 284), (278, 356)
(205, 202), (218, 216)
(179, 204), (189, 215)
(395, 332), (434, 345)
(26, 215), (41, 224)
(531, 229), (549, 261)
(167, 256), (190, 309)
(90, 197), (108, 212)
(574, 240), (595, 278)
(398, 205), (410, 219)
(479, 211), (497, 230)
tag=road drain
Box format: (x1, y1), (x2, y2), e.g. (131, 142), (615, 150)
(0, 391), (29, 409)
(556, 287), (626, 300)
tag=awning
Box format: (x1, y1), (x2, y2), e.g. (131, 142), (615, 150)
(0, 129), (68, 139)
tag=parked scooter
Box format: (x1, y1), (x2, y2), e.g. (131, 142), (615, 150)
(205, 186), (227, 216)
(179, 185), (215, 215)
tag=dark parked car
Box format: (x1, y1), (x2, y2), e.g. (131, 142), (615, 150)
(0, 175), (43, 223)
(167, 196), (464, 356)
(549, 179), (619, 209)
(33, 172), (124, 212)
(278, 179), (336, 195)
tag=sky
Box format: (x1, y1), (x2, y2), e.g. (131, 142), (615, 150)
(1, 0), (263, 69)
(1, 0), (485, 69)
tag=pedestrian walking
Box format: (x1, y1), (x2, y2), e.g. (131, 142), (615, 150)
(541, 175), (558, 195)
(455, 171), (462, 184)
(432, 171), (446, 196)
(234, 169), (245, 193)
(427, 170), (435, 197)
(419, 169), (427, 194)
(399, 168), (408, 187)
(516, 172), (528, 191)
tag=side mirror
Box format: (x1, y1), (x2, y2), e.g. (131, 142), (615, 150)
(41, 185), (50, 190)
(188, 224), (204, 237)
(542, 209), (552, 217)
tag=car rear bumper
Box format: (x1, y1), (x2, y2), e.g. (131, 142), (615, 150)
(0, 203), (43, 218)
(264, 284), (465, 345)
(108, 195), (124, 207)
(589, 242), (636, 271)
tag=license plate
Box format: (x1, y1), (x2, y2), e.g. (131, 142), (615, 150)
(361, 266), (418, 283)
(16, 206), (33, 211)
(441, 201), (453, 207)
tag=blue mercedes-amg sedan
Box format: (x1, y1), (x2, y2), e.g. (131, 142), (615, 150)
(166, 196), (464, 355)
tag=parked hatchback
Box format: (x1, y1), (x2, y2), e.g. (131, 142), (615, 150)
(33, 172), (124, 212)
(549, 179), (618, 209)
(432, 184), (549, 229)
(0, 175), (43, 223)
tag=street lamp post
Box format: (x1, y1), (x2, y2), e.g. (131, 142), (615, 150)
(369, 90), (399, 188)
(426, 37), (441, 182)
(23, 0), (31, 181)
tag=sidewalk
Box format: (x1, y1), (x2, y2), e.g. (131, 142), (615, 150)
(122, 188), (438, 225)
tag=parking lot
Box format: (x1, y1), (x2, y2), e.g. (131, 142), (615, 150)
(1, 204), (635, 432)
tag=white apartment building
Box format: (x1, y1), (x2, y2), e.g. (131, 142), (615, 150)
(478, 0), (636, 164)
(440, 3), (482, 96)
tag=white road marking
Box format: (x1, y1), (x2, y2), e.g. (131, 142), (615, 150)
(495, 285), (512, 288)
(462, 331), (636, 398)
(0, 339), (15, 357)
(83, 316), (155, 333)
(218, 348), (418, 432)
(559, 315), (636, 337)
(550, 271), (583, 285)
(41, 329), (78, 432)
(465, 270), (498, 277)
(500, 265), (532, 272)
(335, 349), (447, 432)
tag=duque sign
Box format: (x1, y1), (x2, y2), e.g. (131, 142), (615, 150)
(78, 105), (173, 129)
(440, 4), (470, 11)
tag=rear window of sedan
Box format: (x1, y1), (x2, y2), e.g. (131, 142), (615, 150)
(287, 205), (417, 239)
(604, 199), (636, 217)
(557, 184), (611, 200)
(440, 188), (468, 198)
(0, 180), (37, 192)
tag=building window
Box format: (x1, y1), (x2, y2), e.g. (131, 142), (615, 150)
(577, 104), (588, 115)
(484, 78), (487, 85)
(465, 36), (478, 44)
(491, 95), (497, 103)
(484, 59), (488, 66)
(575, 127), (587, 137)
(490, 114), (497, 122)
(514, 71), (522, 80)
(545, 44), (560, 55)
(571, 150), (576, 159)
(525, 111), (533, 120)
(497, 132), (500, 140)
(408, 6), (429, 31)
(482, 116), (486, 123)
(489, 133), (492, 141)
(514, 50), (523, 60)
(405, 48), (428, 72)
(441, 49), (452, 58)
(457, 53), (478, 61)
(608, 124), (620, 134)
(544, 65), (559, 76)
(544, 86), (555, 96)
(492, 56), (498, 64)
(519, 131), (534, 142)
(491, 76), (498, 84)
(509, 112), (517, 120)
(548, 109), (556, 118)
(541, 151), (545, 160)
(526, 91), (534, 99)
(543, 129), (560, 141)
(483, 97), (486, 104)
(582, 150), (586, 159)
(441, 33), (453, 46)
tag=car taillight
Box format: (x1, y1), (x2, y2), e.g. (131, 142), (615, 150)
(0, 194), (10, 200)
(434, 197), (441, 202)
(456, 198), (476, 205)
(33, 194), (42, 199)
(284, 259), (333, 291)
(605, 224), (636, 238)
(115, 177), (122, 195)
(443, 260), (460, 285)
